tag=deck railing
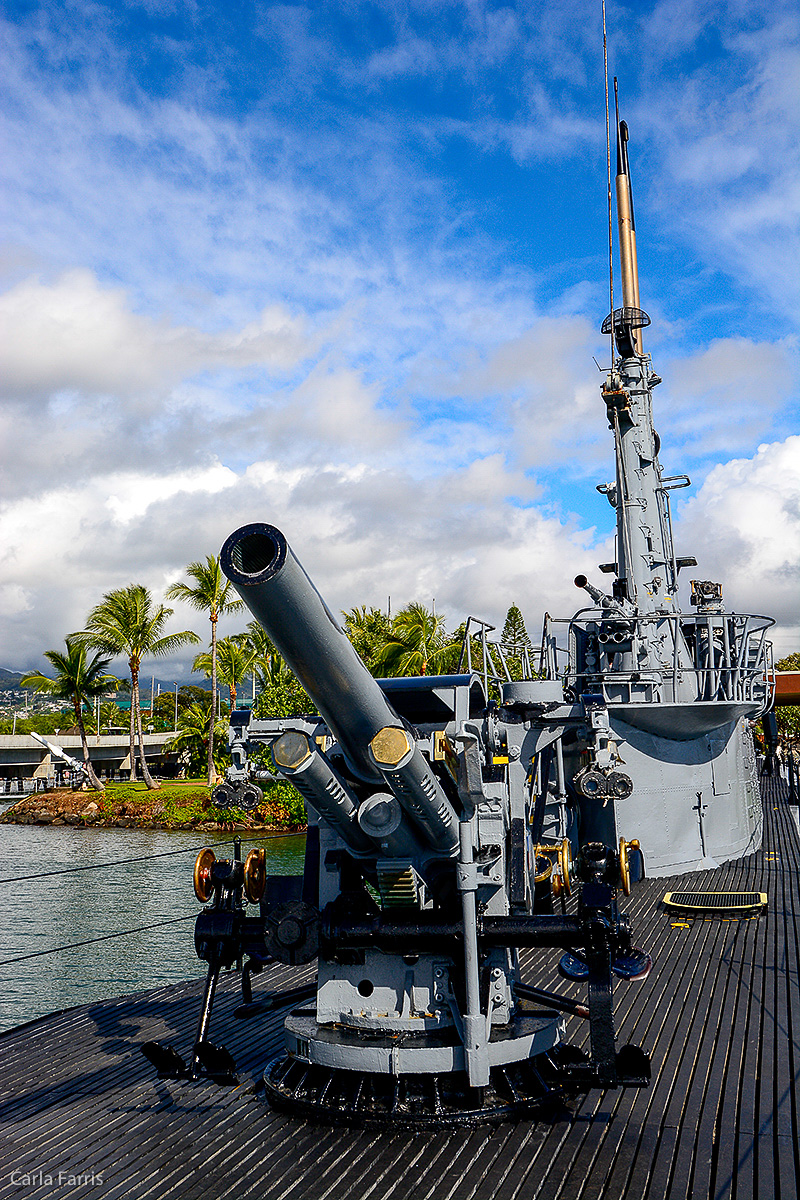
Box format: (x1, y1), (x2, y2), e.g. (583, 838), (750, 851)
(540, 610), (775, 712)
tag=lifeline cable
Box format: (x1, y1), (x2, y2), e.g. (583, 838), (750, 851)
(0, 913), (198, 968)
(0, 830), (303, 885)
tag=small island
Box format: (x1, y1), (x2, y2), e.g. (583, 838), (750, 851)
(0, 779), (305, 832)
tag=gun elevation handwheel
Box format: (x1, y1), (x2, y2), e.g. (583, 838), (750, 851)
(558, 838), (573, 896)
(193, 848), (216, 903)
(618, 837), (632, 896)
(244, 848), (267, 903)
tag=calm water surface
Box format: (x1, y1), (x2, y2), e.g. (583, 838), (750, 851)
(0, 819), (305, 1032)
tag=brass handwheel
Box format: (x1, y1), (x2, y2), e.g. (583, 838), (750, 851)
(533, 839), (573, 897)
(558, 838), (573, 897)
(618, 837), (631, 896)
(193, 848), (216, 902)
(244, 848), (267, 903)
(534, 853), (553, 883)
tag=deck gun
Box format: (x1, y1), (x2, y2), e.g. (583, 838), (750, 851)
(143, 523), (650, 1127)
(140, 102), (778, 1127)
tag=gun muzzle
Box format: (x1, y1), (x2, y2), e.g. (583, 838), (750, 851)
(575, 575), (606, 605)
(221, 523), (402, 784)
(574, 574), (626, 615)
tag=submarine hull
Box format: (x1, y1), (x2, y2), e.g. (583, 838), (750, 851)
(566, 715), (762, 876)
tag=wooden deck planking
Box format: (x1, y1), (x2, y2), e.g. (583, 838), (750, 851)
(0, 779), (798, 1200)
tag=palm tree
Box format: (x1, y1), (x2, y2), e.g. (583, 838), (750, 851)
(79, 585), (199, 789)
(21, 639), (118, 791)
(235, 621), (312, 719)
(374, 603), (452, 677)
(193, 636), (256, 710)
(236, 621), (288, 694)
(343, 605), (391, 675)
(165, 556), (243, 785)
(165, 699), (229, 778)
(98, 700), (124, 732)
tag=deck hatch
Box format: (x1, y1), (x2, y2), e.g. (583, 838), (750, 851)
(663, 891), (767, 913)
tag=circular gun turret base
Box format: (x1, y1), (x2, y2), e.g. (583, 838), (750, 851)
(263, 1051), (576, 1129)
(262, 1002), (578, 1128)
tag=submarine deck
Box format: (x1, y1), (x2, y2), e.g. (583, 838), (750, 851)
(0, 776), (798, 1200)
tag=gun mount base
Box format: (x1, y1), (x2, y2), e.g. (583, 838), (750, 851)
(284, 1000), (562, 1070)
(260, 1001), (650, 1127)
(263, 1041), (650, 1129)
(263, 1053), (565, 1130)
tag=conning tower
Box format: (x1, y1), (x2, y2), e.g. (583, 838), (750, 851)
(540, 101), (775, 874)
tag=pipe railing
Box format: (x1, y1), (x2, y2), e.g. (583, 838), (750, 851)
(540, 610), (775, 712)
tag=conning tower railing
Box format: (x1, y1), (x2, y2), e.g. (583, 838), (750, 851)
(457, 615), (538, 696)
(540, 610), (775, 712)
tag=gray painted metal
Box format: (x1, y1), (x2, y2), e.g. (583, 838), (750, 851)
(272, 731), (375, 855)
(535, 342), (774, 875)
(203, 116), (777, 1119)
(369, 730), (459, 853)
(219, 533), (639, 1097)
(1, 778), (796, 1198)
(531, 119), (775, 877)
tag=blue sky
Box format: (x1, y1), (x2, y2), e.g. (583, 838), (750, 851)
(1, 0), (798, 671)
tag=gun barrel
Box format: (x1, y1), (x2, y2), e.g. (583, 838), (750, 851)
(574, 574), (627, 616)
(31, 731), (86, 774)
(575, 574), (607, 606)
(221, 523), (397, 783)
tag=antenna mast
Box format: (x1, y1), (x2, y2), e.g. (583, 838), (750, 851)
(602, 0), (614, 371)
(613, 77), (643, 352)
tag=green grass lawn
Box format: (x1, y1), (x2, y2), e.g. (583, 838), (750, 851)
(101, 779), (212, 826)
(97, 778), (305, 828)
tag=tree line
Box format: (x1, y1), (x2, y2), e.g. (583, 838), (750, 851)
(20, 555), (534, 793)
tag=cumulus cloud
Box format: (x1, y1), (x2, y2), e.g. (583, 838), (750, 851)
(1, 0), (797, 681)
(0, 270), (312, 400)
(639, 7), (800, 325)
(674, 436), (800, 657)
(0, 288), (609, 674)
(655, 336), (798, 459)
(0, 447), (605, 674)
(452, 316), (604, 467)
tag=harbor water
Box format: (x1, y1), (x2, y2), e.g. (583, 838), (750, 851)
(0, 816), (305, 1033)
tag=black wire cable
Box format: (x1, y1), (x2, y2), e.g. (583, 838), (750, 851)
(0, 842), (234, 885)
(0, 913), (198, 967)
(0, 830), (304, 885)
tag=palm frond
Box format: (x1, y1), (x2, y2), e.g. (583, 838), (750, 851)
(165, 555), (244, 618)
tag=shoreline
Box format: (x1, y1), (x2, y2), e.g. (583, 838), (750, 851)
(0, 784), (306, 834)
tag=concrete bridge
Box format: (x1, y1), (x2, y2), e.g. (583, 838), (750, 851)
(0, 732), (176, 788)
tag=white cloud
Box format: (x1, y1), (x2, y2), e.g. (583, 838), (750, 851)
(0, 270), (311, 400)
(640, 8), (800, 323)
(656, 336), (798, 457)
(674, 436), (800, 654)
(437, 316), (607, 471)
(105, 464), (238, 523)
(0, 443), (605, 673)
(0, 0), (797, 681)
